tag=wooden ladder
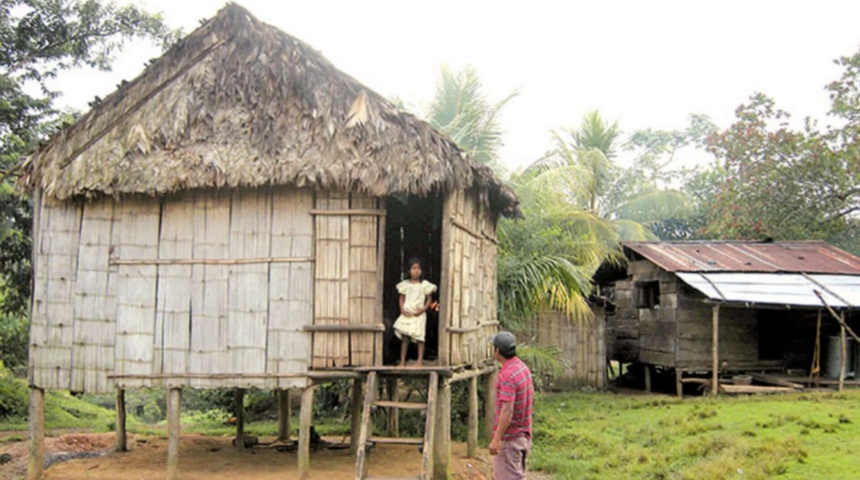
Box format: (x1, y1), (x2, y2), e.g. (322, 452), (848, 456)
(355, 371), (439, 480)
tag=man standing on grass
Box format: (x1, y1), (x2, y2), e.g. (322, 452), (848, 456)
(489, 331), (534, 480)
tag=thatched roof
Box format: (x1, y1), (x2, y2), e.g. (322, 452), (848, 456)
(22, 3), (519, 217)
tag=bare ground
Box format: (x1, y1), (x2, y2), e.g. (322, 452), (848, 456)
(0, 433), (530, 480)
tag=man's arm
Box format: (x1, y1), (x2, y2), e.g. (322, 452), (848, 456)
(489, 401), (513, 455)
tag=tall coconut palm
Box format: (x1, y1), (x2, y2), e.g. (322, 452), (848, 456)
(426, 66), (517, 170)
(517, 111), (693, 276)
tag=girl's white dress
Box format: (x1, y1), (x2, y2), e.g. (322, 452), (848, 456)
(393, 279), (437, 343)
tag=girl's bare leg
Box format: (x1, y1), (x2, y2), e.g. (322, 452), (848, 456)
(416, 342), (425, 367)
(399, 339), (409, 367)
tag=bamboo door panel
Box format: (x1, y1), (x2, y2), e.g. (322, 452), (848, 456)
(312, 191), (382, 368)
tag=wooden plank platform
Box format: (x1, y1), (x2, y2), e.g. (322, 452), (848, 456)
(369, 436), (424, 445)
(373, 401), (427, 410)
(719, 384), (794, 394)
(353, 366), (463, 376)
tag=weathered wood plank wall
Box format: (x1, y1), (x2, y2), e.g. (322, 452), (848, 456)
(440, 188), (498, 367)
(29, 187), (315, 392)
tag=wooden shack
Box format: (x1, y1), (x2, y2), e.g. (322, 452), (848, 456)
(20, 5), (518, 479)
(604, 241), (860, 396)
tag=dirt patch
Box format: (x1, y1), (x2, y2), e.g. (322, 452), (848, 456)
(0, 434), (505, 480)
(0, 432), (116, 480)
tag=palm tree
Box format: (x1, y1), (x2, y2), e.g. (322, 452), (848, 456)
(517, 111), (693, 274)
(426, 66), (517, 170)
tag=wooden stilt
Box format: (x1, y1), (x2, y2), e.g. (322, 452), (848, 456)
(712, 304), (720, 396)
(298, 385), (315, 479)
(467, 375), (478, 458)
(355, 372), (378, 480)
(839, 325), (847, 392)
(277, 389), (291, 441)
(234, 388), (245, 450)
(484, 369), (497, 441)
(432, 378), (451, 480)
(644, 364), (652, 393)
(166, 387), (181, 480)
(349, 378), (363, 455)
(421, 372), (439, 480)
(675, 370), (683, 399)
(115, 388), (127, 452)
(27, 387), (45, 480)
(386, 377), (399, 437)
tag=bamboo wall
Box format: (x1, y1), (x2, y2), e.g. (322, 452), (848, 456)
(534, 310), (607, 388)
(311, 192), (383, 368)
(30, 187), (316, 393)
(439, 188), (499, 367)
(30, 186), (499, 393)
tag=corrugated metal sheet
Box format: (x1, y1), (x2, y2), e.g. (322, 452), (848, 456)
(676, 272), (859, 308)
(624, 241), (860, 274)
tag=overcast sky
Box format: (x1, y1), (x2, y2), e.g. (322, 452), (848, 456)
(53, 0), (860, 171)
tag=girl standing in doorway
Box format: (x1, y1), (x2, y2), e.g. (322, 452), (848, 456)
(393, 258), (437, 367)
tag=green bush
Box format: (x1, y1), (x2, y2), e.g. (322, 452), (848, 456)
(0, 314), (29, 374)
(0, 364), (28, 418)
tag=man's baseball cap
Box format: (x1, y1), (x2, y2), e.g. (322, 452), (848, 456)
(489, 331), (517, 356)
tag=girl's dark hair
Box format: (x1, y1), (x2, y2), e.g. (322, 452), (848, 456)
(405, 257), (423, 278)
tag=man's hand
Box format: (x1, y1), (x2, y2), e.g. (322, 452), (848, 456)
(489, 438), (501, 456)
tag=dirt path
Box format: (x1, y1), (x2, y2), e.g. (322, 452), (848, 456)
(0, 434), (502, 480)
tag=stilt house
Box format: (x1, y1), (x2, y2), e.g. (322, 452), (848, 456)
(602, 241), (860, 396)
(21, 5), (518, 479)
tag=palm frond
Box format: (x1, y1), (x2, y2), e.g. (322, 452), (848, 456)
(611, 219), (659, 241)
(612, 189), (695, 224)
(516, 343), (567, 388)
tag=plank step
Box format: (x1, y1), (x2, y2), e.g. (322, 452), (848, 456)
(369, 436), (424, 445)
(365, 476), (420, 480)
(373, 401), (427, 410)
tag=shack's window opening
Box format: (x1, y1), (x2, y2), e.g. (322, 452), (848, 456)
(382, 194), (443, 365)
(634, 280), (660, 309)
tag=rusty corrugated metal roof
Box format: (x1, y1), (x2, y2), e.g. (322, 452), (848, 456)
(623, 241), (860, 275)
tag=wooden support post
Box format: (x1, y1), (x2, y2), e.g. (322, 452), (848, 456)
(644, 364), (652, 393)
(675, 370), (683, 399)
(115, 388), (127, 452)
(277, 389), (291, 441)
(166, 387), (181, 480)
(839, 324), (847, 392)
(355, 373), (378, 480)
(467, 375), (478, 458)
(712, 304), (720, 396)
(433, 378), (452, 480)
(349, 378), (363, 455)
(421, 372), (439, 480)
(298, 385), (315, 479)
(27, 388), (45, 480)
(484, 369), (497, 441)
(386, 377), (399, 437)
(234, 388), (245, 450)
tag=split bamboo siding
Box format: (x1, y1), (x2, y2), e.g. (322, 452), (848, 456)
(534, 311), (607, 388)
(30, 186), (499, 394)
(440, 188), (498, 367)
(30, 187), (316, 393)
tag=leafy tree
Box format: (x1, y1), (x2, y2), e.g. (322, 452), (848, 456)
(702, 93), (860, 251)
(0, 0), (177, 315)
(426, 66), (517, 171)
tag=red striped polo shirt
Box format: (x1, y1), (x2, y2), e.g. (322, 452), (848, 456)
(494, 356), (533, 440)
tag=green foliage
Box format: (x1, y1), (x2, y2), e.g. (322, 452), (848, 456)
(516, 344), (566, 390)
(0, 0), (177, 315)
(532, 391), (860, 480)
(0, 363), (28, 418)
(0, 312), (28, 372)
(426, 65), (517, 170)
(702, 93), (860, 251)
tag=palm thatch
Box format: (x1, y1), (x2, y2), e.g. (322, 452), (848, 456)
(21, 3), (519, 216)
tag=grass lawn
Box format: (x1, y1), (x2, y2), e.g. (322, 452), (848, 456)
(532, 390), (860, 480)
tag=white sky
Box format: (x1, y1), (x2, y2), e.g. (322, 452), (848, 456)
(52, 0), (860, 171)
